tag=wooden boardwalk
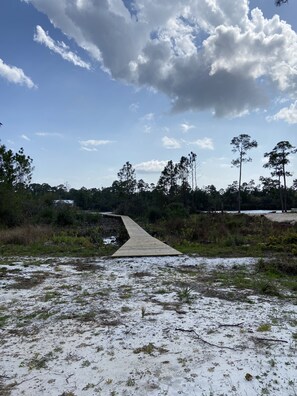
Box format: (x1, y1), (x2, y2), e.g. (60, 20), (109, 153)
(104, 214), (182, 257)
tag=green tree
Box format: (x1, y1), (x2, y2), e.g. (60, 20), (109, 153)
(157, 160), (178, 195)
(230, 134), (258, 213)
(188, 152), (197, 190)
(0, 143), (33, 188)
(0, 141), (34, 226)
(117, 161), (136, 196)
(263, 141), (297, 212)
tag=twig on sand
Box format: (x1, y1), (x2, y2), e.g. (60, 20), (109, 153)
(251, 336), (288, 344)
(66, 373), (74, 384)
(175, 328), (237, 350)
(218, 322), (244, 327)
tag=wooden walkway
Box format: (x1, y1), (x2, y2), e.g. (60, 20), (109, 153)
(104, 214), (182, 257)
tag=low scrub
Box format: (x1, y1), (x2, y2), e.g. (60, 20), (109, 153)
(256, 257), (297, 276)
(144, 213), (297, 256)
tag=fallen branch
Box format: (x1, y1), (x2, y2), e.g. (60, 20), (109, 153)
(252, 336), (288, 344)
(175, 328), (237, 350)
(218, 322), (244, 327)
(66, 373), (74, 384)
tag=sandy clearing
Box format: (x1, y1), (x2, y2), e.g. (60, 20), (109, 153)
(246, 212), (297, 224)
(0, 256), (296, 396)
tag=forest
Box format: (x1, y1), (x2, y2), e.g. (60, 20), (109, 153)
(0, 135), (297, 228)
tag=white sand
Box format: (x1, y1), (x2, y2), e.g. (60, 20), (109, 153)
(1, 256), (296, 395)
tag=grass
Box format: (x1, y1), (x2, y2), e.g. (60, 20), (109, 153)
(0, 213), (296, 258)
(0, 225), (118, 257)
(143, 213), (297, 257)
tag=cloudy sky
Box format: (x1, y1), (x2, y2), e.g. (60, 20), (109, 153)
(0, 0), (296, 190)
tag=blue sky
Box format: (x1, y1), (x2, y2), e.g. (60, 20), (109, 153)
(0, 0), (296, 190)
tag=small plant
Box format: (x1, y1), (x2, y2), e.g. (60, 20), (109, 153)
(121, 306), (131, 313)
(177, 286), (195, 303)
(141, 306), (146, 318)
(245, 373), (253, 381)
(133, 343), (168, 355)
(268, 359), (276, 367)
(133, 343), (155, 355)
(25, 352), (54, 370)
(0, 314), (8, 328)
(126, 377), (135, 387)
(81, 360), (91, 367)
(257, 323), (271, 332)
(256, 280), (280, 297)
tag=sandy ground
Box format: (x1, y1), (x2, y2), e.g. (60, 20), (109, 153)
(1, 256), (297, 396)
(263, 213), (297, 224)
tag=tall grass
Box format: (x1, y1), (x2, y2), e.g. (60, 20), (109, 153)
(0, 225), (54, 245)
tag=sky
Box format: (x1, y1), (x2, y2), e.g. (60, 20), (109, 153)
(0, 0), (296, 190)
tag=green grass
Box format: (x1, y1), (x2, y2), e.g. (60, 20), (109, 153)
(0, 213), (296, 258)
(144, 213), (297, 257)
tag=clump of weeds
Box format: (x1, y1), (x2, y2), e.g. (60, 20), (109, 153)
(257, 323), (271, 332)
(177, 286), (195, 304)
(133, 343), (168, 355)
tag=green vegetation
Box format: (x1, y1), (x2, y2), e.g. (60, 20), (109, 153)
(0, 211), (126, 256)
(143, 213), (297, 257)
(0, 139), (296, 257)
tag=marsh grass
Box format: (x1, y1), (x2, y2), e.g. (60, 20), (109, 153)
(144, 213), (297, 257)
(0, 225), (118, 256)
(0, 225), (53, 245)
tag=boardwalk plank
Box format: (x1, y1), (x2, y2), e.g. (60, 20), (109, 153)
(104, 214), (182, 257)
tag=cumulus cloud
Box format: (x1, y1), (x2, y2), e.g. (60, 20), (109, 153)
(162, 136), (181, 149)
(267, 100), (297, 124)
(79, 139), (113, 151)
(34, 25), (91, 69)
(191, 137), (214, 150)
(0, 58), (36, 88)
(134, 160), (168, 173)
(180, 122), (195, 133)
(26, 0), (297, 118)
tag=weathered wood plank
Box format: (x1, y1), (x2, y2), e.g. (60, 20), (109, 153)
(104, 214), (182, 257)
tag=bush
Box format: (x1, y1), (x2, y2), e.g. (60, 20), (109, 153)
(255, 257), (297, 276)
(55, 208), (75, 226)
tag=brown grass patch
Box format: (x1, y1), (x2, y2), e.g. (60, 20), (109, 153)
(0, 225), (53, 245)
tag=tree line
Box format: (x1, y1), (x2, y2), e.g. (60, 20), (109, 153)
(0, 136), (296, 227)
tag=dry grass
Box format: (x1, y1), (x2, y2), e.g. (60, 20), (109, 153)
(0, 225), (53, 246)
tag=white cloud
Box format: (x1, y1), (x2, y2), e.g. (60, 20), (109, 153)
(162, 136), (181, 149)
(0, 58), (36, 89)
(129, 103), (139, 112)
(26, 0), (297, 117)
(267, 100), (297, 124)
(191, 138), (214, 150)
(134, 160), (168, 173)
(180, 122), (195, 133)
(36, 132), (63, 138)
(21, 134), (30, 141)
(141, 113), (155, 121)
(34, 25), (91, 70)
(143, 125), (151, 134)
(79, 139), (113, 151)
